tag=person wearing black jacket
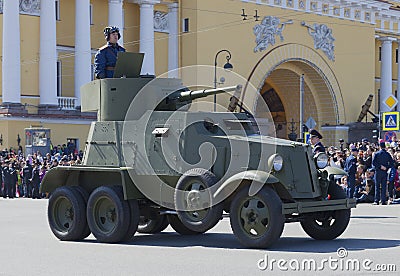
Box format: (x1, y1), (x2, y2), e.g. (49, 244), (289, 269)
(22, 161), (33, 198)
(372, 141), (395, 205)
(3, 160), (17, 199)
(30, 162), (41, 199)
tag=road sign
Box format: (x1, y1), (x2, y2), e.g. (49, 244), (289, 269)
(304, 132), (310, 144)
(383, 95), (398, 111)
(382, 111), (400, 131)
(384, 131), (397, 142)
(305, 117), (316, 130)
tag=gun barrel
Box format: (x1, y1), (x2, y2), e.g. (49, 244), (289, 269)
(178, 85), (242, 102)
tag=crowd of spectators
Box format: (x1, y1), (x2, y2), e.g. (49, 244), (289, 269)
(2, 137), (400, 204)
(1, 145), (84, 199)
(326, 138), (400, 204)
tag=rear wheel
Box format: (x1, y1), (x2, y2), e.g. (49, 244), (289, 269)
(138, 215), (169, 234)
(230, 186), (284, 248)
(71, 186), (91, 239)
(48, 186), (88, 241)
(87, 186), (130, 243)
(167, 215), (204, 235)
(300, 183), (351, 240)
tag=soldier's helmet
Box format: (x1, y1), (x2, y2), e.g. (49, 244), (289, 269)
(103, 26), (121, 41)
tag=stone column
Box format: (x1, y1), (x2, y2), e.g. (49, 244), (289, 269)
(1, 0), (21, 105)
(75, 0), (92, 108)
(109, 0), (124, 46)
(39, 0), (58, 107)
(380, 37), (396, 112)
(135, 0), (160, 76)
(168, 2), (179, 78)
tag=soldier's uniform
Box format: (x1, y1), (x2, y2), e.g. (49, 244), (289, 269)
(344, 148), (358, 198)
(372, 142), (394, 204)
(310, 129), (325, 155)
(94, 26), (125, 79)
(22, 162), (33, 198)
(3, 161), (16, 199)
(30, 164), (41, 199)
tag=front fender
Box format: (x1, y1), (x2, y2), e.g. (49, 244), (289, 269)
(214, 170), (279, 201)
(321, 166), (348, 179)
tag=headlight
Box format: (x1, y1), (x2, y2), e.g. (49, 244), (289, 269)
(268, 154), (283, 171)
(315, 152), (328, 169)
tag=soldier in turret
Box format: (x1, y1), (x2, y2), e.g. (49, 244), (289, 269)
(94, 26), (125, 79)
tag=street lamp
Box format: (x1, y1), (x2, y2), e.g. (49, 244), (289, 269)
(214, 49), (233, 111)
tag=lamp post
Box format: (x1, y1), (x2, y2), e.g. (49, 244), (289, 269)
(214, 49), (233, 111)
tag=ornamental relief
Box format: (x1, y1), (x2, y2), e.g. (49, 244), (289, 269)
(253, 16), (293, 53)
(154, 11), (169, 33)
(301, 21), (335, 61)
(253, 17), (335, 62)
(0, 0), (40, 16)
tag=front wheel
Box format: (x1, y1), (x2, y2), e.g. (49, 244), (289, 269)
(230, 186), (284, 248)
(300, 183), (351, 240)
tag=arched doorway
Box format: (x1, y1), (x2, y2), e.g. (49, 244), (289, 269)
(244, 44), (345, 140)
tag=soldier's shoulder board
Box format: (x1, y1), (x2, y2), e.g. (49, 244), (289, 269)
(99, 45), (109, 51)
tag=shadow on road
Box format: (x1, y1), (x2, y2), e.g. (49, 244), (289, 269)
(78, 232), (400, 253)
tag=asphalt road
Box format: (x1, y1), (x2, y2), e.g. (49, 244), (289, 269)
(0, 198), (399, 276)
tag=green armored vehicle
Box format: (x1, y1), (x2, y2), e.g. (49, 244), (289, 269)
(41, 57), (355, 249)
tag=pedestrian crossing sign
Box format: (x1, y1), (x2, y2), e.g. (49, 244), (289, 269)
(304, 132), (310, 144)
(382, 111), (400, 131)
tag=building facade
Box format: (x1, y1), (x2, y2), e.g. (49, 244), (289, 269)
(1, 0), (400, 150)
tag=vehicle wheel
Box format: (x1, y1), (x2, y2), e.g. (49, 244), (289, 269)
(175, 168), (223, 232)
(167, 215), (204, 235)
(230, 186), (284, 248)
(48, 186), (88, 241)
(300, 183), (351, 240)
(111, 186), (140, 242)
(120, 199), (140, 241)
(138, 214), (169, 234)
(87, 186), (131, 243)
(71, 186), (91, 239)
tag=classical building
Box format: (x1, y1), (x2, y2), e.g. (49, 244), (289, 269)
(1, 0), (400, 150)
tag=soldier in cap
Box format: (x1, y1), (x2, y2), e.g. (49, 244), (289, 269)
(2, 160), (16, 199)
(344, 147), (358, 198)
(94, 26), (125, 79)
(310, 129), (325, 155)
(30, 162), (41, 199)
(22, 160), (33, 198)
(372, 140), (394, 205)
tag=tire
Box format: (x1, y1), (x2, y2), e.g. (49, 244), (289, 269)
(138, 215), (169, 234)
(230, 186), (284, 248)
(48, 186), (88, 241)
(300, 183), (351, 240)
(167, 215), (204, 235)
(111, 186), (140, 242)
(175, 168), (224, 233)
(71, 186), (91, 240)
(87, 186), (131, 243)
